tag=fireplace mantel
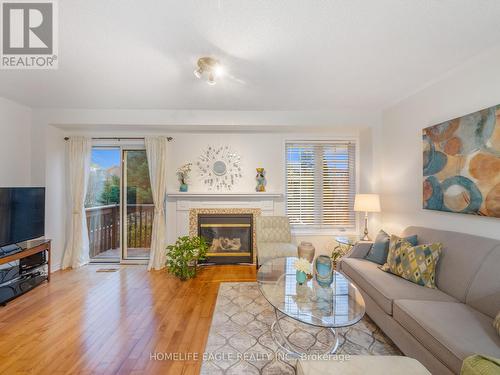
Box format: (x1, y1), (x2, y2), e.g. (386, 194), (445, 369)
(167, 192), (283, 199)
(166, 191), (283, 247)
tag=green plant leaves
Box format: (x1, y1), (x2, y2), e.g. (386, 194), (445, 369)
(165, 236), (208, 280)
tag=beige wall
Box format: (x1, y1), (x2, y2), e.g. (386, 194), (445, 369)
(30, 108), (380, 268)
(379, 45), (500, 240)
(0, 97), (32, 186)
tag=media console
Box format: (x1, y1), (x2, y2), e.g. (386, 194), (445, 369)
(0, 239), (51, 306)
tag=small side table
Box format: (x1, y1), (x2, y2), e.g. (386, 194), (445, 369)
(333, 235), (360, 253)
(332, 236), (360, 269)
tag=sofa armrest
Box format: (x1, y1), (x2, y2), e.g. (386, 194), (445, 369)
(344, 241), (373, 259)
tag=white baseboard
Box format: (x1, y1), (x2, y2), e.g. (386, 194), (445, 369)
(50, 263), (62, 273)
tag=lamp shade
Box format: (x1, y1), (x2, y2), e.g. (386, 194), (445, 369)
(354, 194), (380, 212)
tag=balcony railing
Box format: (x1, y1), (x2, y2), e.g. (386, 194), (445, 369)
(85, 204), (154, 259)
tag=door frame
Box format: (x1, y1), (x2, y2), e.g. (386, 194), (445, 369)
(121, 147), (150, 264)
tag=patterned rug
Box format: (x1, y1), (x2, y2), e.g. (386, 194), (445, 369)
(201, 282), (401, 374)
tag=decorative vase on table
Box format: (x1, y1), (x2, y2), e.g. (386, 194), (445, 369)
(315, 255), (334, 287)
(179, 183), (188, 192)
(298, 241), (315, 263)
(296, 270), (307, 285)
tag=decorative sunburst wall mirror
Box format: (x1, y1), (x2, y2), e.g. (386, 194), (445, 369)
(197, 146), (242, 190)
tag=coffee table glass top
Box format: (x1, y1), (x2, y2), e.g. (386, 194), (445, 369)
(257, 257), (365, 328)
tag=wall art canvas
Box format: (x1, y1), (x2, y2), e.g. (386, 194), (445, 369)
(423, 105), (500, 217)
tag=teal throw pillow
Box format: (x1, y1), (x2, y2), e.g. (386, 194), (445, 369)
(364, 230), (418, 265)
(364, 230), (390, 264)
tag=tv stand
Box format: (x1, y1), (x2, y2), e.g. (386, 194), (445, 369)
(0, 240), (51, 281)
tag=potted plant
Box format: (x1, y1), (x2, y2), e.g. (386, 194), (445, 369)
(330, 244), (347, 270)
(165, 236), (208, 280)
(177, 163), (192, 192)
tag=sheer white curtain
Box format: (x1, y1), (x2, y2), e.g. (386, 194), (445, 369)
(62, 136), (92, 269)
(145, 136), (168, 270)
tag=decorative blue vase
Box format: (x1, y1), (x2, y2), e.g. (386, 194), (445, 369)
(179, 183), (188, 192)
(315, 255), (333, 287)
(296, 270), (307, 285)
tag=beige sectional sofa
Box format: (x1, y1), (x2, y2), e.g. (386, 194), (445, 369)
(339, 226), (500, 375)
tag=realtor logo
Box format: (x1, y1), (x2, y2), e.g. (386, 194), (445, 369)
(1, 0), (58, 69)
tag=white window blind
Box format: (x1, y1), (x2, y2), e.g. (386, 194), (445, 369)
(286, 141), (356, 230)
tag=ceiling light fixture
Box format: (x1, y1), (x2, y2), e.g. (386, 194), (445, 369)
(194, 57), (223, 85)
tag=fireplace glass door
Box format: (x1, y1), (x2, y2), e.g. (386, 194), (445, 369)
(198, 214), (253, 264)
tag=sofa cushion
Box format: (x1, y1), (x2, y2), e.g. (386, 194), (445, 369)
(257, 242), (296, 266)
(464, 243), (500, 319)
(401, 227), (500, 303)
(393, 300), (500, 374)
(340, 258), (456, 315)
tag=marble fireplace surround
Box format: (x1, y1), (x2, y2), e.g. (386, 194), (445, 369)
(167, 192), (283, 265)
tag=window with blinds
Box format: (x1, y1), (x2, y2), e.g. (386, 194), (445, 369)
(285, 141), (356, 230)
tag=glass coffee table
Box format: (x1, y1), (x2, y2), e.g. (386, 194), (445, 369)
(257, 257), (365, 356)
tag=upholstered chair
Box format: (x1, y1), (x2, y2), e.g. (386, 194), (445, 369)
(256, 216), (297, 267)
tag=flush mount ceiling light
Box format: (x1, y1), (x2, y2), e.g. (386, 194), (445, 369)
(194, 57), (224, 85)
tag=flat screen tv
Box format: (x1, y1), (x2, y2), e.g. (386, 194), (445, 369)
(0, 188), (45, 248)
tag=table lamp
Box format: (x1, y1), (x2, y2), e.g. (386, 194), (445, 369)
(354, 194), (381, 241)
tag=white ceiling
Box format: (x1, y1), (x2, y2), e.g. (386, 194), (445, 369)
(2, 0), (500, 111)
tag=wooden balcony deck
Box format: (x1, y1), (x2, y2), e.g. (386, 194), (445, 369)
(86, 204), (154, 259)
(92, 248), (150, 259)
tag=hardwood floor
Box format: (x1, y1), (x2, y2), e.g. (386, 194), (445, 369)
(0, 264), (257, 375)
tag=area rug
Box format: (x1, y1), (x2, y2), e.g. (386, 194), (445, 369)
(201, 282), (401, 374)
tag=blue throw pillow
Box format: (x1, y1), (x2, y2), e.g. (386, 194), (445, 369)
(405, 235), (418, 246)
(364, 230), (390, 264)
(364, 230), (417, 265)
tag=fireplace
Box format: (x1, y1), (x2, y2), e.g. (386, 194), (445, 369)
(198, 214), (252, 264)
(189, 208), (261, 264)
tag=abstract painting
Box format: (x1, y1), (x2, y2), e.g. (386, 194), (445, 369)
(423, 105), (500, 217)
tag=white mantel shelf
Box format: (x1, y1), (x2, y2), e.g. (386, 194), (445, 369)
(167, 192), (283, 199)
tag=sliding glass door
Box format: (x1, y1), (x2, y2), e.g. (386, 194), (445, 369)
(86, 148), (121, 261)
(85, 145), (153, 262)
(123, 150), (154, 260)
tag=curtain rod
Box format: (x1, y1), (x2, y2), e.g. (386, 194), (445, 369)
(64, 136), (173, 141)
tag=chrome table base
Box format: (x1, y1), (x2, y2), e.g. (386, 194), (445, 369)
(270, 308), (339, 357)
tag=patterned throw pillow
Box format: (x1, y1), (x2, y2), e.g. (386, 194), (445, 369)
(381, 235), (442, 289)
(494, 312), (500, 336)
(382, 235), (418, 270)
(380, 235), (404, 272)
